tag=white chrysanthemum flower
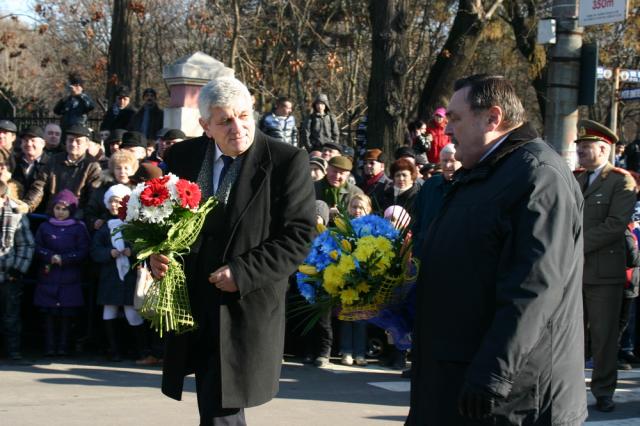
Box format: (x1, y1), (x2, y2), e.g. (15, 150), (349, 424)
(140, 200), (174, 224)
(166, 173), (180, 202)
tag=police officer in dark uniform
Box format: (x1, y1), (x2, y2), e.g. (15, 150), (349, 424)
(574, 119), (637, 412)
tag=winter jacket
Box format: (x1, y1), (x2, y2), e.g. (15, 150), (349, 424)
(23, 152), (102, 217)
(624, 225), (640, 298)
(101, 105), (137, 133)
(128, 104), (164, 140)
(33, 218), (90, 308)
(259, 113), (298, 147)
(409, 123), (587, 425)
(0, 199), (35, 282)
(426, 119), (450, 164)
(53, 93), (95, 129)
(301, 113), (339, 151)
(91, 221), (136, 306)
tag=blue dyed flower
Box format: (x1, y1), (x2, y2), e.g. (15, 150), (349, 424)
(351, 214), (399, 240)
(296, 272), (317, 303)
(303, 230), (341, 272)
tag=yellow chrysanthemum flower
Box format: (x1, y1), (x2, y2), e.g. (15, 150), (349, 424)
(356, 281), (371, 294)
(323, 264), (343, 295)
(341, 239), (352, 253)
(336, 254), (356, 275)
(298, 264), (317, 275)
(340, 288), (359, 305)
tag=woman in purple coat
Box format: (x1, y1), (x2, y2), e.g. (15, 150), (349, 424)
(33, 189), (90, 356)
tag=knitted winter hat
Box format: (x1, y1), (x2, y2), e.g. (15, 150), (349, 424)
(52, 189), (79, 215)
(104, 184), (132, 209)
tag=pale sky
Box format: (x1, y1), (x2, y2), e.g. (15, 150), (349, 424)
(0, 0), (35, 21)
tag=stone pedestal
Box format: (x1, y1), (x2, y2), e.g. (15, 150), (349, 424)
(162, 52), (234, 137)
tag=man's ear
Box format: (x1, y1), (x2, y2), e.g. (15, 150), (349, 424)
(486, 106), (504, 132)
(199, 118), (209, 136)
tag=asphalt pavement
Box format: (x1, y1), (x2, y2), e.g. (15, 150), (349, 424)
(1, 356), (640, 425)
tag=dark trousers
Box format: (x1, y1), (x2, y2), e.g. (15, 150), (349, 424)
(583, 284), (624, 398)
(0, 279), (23, 355)
(619, 296), (637, 353)
(314, 309), (333, 358)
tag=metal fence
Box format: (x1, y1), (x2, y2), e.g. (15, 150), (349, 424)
(6, 117), (103, 132)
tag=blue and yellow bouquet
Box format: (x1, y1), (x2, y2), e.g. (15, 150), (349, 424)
(296, 213), (415, 323)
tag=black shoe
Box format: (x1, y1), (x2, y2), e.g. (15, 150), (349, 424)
(595, 396), (615, 412)
(618, 359), (632, 370)
(620, 351), (640, 364)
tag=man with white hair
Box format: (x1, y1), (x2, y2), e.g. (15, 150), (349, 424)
(150, 76), (316, 425)
(574, 119), (637, 412)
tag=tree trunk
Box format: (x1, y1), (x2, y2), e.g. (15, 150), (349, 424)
(416, 0), (501, 120)
(106, 0), (134, 104)
(229, 0), (241, 71)
(504, 0), (548, 120)
(366, 0), (410, 159)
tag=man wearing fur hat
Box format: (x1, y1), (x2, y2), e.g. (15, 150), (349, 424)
(301, 93), (340, 152)
(53, 74), (95, 129)
(574, 119), (637, 412)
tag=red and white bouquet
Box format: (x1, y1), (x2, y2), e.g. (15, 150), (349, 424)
(117, 173), (217, 335)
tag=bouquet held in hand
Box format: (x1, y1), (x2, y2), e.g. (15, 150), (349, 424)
(296, 214), (416, 327)
(117, 173), (216, 335)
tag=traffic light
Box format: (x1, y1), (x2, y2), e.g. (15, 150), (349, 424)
(578, 42), (598, 106)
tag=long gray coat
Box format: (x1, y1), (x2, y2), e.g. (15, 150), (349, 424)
(409, 124), (588, 425)
(160, 131), (316, 408)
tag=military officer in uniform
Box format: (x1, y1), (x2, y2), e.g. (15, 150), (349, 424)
(574, 119), (637, 413)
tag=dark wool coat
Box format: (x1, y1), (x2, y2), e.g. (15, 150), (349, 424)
(101, 105), (137, 132)
(381, 182), (420, 217)
(408, 124), (587, 426)
(161, 131), (316, 408)
(33, 219), (90, 308)
(91, 222), (136, 306)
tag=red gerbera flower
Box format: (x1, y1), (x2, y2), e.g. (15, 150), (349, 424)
(140, 181), (170, 207)
(117, 195), (129, 220)
(175, 179), (202, 209)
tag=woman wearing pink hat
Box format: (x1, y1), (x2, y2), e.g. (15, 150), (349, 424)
(426, 107), (451, 164)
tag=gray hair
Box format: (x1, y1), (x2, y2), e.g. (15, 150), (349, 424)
(440, 143), (456, 156)
(198, 76), (253, 121)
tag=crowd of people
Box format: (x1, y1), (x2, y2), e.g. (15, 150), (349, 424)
(1, 71), (640, 424)
(0, 72), (455, 370)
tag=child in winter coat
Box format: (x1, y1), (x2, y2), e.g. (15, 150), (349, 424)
(339, 194), (373, 367)
(33, 189), (90, 356)
(91, 184), (153, 363)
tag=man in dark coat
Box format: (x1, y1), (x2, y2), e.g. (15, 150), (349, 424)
(149, 76), (316, 425)
(128, 88), (164, 140)
(53, 74), (95, 129)
(358, 148), (391, 211)
(100, 85), (137, 132)
(573, 119), (637, 412)
(408, 75), (587, 425)
(22, 125), (102, 217)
